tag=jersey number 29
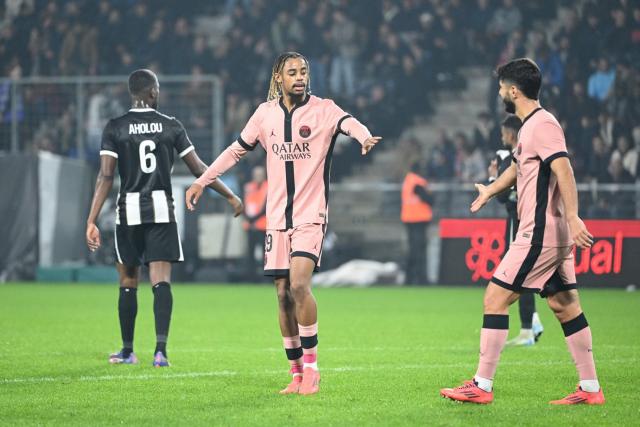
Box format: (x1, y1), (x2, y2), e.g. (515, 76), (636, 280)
(139, 140), (157, 173)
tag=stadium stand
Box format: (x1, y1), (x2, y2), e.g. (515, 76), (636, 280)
(1, 0), (638, 187)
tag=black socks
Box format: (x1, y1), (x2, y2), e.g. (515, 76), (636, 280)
(519, 292), (535, 329)
(152, 282), (173, 357)
(118, 287), (138, 357)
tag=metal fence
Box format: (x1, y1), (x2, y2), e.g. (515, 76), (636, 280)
(329, 182), (640, 222)
(0, 75), (224, 162)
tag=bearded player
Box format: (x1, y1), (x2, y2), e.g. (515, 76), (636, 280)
(440, 58), (604, 405)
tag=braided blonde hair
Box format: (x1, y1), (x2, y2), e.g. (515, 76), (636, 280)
(267, 52), (311, 101)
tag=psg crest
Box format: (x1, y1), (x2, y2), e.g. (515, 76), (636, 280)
(299, 125), (311, 138)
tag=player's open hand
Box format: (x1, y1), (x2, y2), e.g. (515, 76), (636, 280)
(227, 194), (244, 217)
(86, 223), (101, 252)
(568, 216), (593, 249)
(186, 183), (204, 211)
(470, 183), (492, 213)
(362, 136), (382, 155)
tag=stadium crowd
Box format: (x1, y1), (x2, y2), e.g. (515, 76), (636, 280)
(417, 0), (640, 187)
(1, 0), (639, 189)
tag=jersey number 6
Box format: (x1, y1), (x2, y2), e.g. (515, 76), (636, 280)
(139, 139), (157, 173)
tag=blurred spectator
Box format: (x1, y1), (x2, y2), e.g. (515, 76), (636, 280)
(488, 0), (522, 38)
(329, 9), (359, 98)
(632, 5), (640, 54)
(433, 14), (466, 72)
(400, 160), (433, 285)
(596, 112), (616, 150)
(536, 43), (564, 92)
(489, 29), (525, 114)
(607, 157), (634, 183)
(225, 93), (251, 142)
(270, 11), (304, 54)
(573, 10), (605, 67)
(0, 61), (24, 151)
(566, 114), (597, 174)
(586, 136), (611, 182)
(607, 157), (635, 218)
(390, 0), (421, 34)
(454, 132), (485, 183)
(609, 135), (638, 180)
(243, 165), (267, 281)
(167, 17), (192, 74)
(468, 0), (493, 61)
(610, 60), (640, 128)
(473, 111), (500, 152)
(427, 129), (455, 180)
(588, 58), (616, 102)
(396, 55), (430, 119)
(634, 125), (640, 157)
(305, 5), (330, 97)
(563, 82), (598, 130)
(367, 84), (396, 137)
(605, 8), (631, 59)
(142, 19), (167, 70)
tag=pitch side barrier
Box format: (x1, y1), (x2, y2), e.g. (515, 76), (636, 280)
(329, 182), (640, 288)
(439, 218), (640, 288)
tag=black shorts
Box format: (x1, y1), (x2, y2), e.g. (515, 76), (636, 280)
(114, 222), (183, 266)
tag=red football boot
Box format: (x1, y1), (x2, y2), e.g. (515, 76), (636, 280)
(550, 386), (605, 405)
(440, 380), (494, 404)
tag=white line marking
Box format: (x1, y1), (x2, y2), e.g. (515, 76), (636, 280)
(2, 359), (636, 386)
(168, 344), (640, 353)
(2, 371), (236, 385)
(0, 343), (636, 357)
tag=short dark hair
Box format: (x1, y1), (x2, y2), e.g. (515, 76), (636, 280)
(501, 115), (522, 133)
(128, 69), (157, 96)
(495, 58), (541, 100)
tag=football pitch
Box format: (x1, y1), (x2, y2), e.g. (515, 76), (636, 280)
(1, 283), (637, 426)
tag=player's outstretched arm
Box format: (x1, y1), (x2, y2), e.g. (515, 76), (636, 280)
(471, 162), (517, 213)
(550, 156), (593, 248)
(185, 141), (249, 212)
(182, 151), (243, 216)
(86, 156), (116, 252)
(337, 113), (382, 155)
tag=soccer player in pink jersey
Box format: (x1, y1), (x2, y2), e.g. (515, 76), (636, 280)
(185, 52), (381, 395)
(440, 58), (604, 405)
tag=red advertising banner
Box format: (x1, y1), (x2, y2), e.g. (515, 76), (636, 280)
(439, 219), (640, 287)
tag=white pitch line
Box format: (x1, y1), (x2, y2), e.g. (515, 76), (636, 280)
(78, 370), (237, 382)
(0, 343), (636, 357)
(1, 359), (637, 386)
(2, 370), (237, 385)
(150, 343), (640, 353)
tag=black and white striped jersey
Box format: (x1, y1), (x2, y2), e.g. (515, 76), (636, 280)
(100, 108), (195, 226)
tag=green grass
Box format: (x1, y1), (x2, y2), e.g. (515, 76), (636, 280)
(0, 283), (638, 426)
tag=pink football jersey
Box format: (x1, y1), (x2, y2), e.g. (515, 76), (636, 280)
(196, 95), (372, 229)
(513, 108), (573, 247)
